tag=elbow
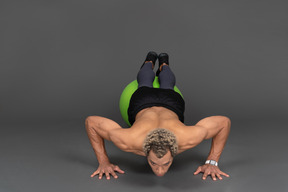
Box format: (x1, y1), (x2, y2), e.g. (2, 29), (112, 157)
(85, 116), (93, 130)
(215, 116), (231, 134)
(85, 116), (102, 132)
(85, 116), (91, 125)
(221, 116), (231, 134)
(218, 116), (231, 129)
(224, 116), (231, 129)
(85, 116), (102, 125)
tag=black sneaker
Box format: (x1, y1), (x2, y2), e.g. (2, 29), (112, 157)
(156, 53), (169, 76)
(141, 51), (158, 69)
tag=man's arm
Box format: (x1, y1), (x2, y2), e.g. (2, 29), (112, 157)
(193, 115), (231, 180)
(197, 115), (231, 162)
(85, 116), (126, 180)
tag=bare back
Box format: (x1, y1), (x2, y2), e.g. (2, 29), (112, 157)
(123, 106), (204, 156)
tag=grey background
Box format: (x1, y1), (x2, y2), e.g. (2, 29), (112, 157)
(0, 0), (287, 192)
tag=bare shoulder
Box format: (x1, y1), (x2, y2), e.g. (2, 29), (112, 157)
(176, 116), (231, 153)
(195, 116), (231, 128)
(195, 115), (231, 139)
(176, 125), (207, 153)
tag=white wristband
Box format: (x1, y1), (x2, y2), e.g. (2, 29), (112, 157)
(205, 160), (218, 166)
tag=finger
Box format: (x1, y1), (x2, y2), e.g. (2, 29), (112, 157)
(211, 173), (216, 181)
(216, 173), (223, 180)
(194, 167), (201, 175)
(114, 166), (125, 174)
(99, 171), (103, 179)
(202, 172), (209, 180)
(110, 171), (118, 179)
(105, 172), (110, 180)
(91, 170), (99, 178)
(220, 171), (230, 177)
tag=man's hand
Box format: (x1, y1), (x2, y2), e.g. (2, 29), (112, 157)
(194, 164), (229, 181)
(91, 162), (125, 180)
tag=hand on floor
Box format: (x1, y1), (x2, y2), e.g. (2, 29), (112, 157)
(91, 162), (125, 180)
(194, 164), (229, 181)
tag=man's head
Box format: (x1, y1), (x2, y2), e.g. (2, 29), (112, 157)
(143, 128), (178, 177)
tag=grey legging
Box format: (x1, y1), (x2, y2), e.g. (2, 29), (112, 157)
(137, 62), (176, 90)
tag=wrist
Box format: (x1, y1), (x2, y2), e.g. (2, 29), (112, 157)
(207, 153), (220, 162)
(99, 160), (111, 165)
(205, 159), (218, 166)
(97, 156), (110, 164)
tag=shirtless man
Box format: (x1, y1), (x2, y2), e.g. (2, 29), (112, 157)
(85, 51), (231, 181)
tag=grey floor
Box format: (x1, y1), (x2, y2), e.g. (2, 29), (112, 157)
(1, 0), (288, 191)
(1, 118), (287, 192)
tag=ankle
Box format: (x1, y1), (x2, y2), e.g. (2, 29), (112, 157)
(145, 61), (155, 68)
(159, 63), (168, 71)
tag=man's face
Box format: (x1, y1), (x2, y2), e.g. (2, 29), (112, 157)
(147, 150), (173, 177)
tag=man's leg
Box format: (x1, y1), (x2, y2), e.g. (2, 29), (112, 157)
(137, 61), (155, 88)
(158, 64), (176, 90)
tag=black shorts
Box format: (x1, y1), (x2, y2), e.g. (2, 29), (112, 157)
(128, 86), (185, 125)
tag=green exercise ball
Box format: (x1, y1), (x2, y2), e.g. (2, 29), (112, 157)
(119, 77), (183, 127)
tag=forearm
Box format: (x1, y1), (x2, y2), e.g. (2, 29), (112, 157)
(85, 120), (110, 164)
(89, 132), (110, 164)
(207, 122), (231, 162)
